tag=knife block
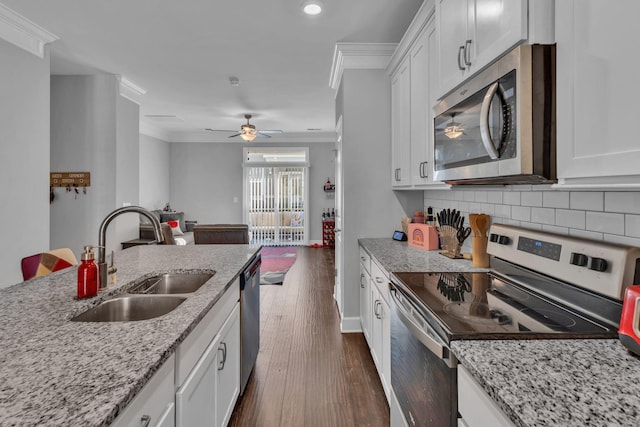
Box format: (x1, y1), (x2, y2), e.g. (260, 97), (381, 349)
(472, 236), (490, 267)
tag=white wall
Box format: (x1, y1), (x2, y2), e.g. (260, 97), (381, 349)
(169, 141), (335, 242)
(113, 95), (140, 246)
(139, 134), (170, 210)
(0, 39), (51, 288)
(51, 75), (139, 258)
(338, 68), (423, 323)
(424, 187), (640, 249)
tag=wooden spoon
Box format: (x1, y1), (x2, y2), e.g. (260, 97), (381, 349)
(469, 214), (479, 236)
(475, 214), (490, 237)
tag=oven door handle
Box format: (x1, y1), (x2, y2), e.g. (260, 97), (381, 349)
(479, 81), (501, 160)
(390, 286), (456, 368)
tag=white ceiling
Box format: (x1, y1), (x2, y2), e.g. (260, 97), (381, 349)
(2, 0), (423, 142)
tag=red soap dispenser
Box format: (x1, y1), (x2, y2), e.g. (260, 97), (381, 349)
(77, 245), (98, 298)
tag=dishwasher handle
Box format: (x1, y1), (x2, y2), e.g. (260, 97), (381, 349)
(390, 285), (456, 368)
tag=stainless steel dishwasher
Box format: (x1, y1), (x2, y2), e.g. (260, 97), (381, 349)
(240, 253), (261, 395)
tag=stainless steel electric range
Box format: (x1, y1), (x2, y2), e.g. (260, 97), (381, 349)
(389, 224), (640, 427)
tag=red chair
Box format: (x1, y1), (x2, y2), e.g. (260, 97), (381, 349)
(21, 248), (78, 281)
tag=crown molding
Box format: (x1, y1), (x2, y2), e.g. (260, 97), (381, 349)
(329, 42), (397, 90)
(168, 130), (337, 144)
(140, 120), (171, 142)
(387, 0), (435, 75)
(118, 76), (146, 105)
(0, 3), (58, 58)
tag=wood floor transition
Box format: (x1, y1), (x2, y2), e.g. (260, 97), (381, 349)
(228, 246), (389, 427)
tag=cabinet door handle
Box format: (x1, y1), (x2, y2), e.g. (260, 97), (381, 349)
(218, 342), (227, 371)
(457, 45), (466, 70)
(374, 300), (382, 319)
(464, 39), (472, 66)
(360, 273), (365, 288)
(375, 277), (384, 284)
(140, 415), (151, 427)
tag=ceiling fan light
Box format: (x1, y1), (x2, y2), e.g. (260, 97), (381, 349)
(444, 123), (464, 139)
(241, 133), (257, 142)
(302, 1), (323, 15)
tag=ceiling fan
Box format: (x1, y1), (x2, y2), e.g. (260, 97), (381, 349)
(205, 114), (283, 142)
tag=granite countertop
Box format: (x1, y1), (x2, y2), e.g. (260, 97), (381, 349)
(0, 245), (259, 426)
(452, 339), (640, 426)
(358, 238), (488, 273)
(361, 238), (640, 426)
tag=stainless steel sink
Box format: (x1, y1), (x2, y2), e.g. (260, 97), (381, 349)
(129, 272), (214, 294)
(71, 295), (186, 322)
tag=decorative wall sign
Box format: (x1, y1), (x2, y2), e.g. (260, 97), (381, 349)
(50, 172), (91, 187)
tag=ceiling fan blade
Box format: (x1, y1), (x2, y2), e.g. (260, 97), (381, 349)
(259, 130), (283, 134)
(256, 132), (272, 138)
(205, 128), (237, 133)
(227, 133), (241, 138)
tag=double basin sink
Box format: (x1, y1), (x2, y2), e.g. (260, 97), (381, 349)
(72, 272), (214, 322)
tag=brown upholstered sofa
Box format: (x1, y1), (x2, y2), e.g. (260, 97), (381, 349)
(193, 224), (249, 244)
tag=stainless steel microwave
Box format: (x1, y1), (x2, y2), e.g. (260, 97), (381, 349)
(433, 44), (556, 184)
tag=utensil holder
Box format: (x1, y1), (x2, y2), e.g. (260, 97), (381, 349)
(471, 236), (490, 267)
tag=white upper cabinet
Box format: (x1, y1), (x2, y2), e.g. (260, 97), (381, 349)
(389, 1), (450, 189)
(436, 0), (554, 98)
(391, 57), (412, 187)
(556, 0), (640, 188)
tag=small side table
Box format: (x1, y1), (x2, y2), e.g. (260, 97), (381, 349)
(121, 239), (155, 250)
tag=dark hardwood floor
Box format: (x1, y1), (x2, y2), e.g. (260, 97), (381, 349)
(229, 247), (389, 427)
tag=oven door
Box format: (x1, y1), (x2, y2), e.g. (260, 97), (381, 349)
(390, 284), (458, 427)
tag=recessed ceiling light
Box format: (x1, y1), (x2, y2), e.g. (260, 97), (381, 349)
(302, 0), (323, 15)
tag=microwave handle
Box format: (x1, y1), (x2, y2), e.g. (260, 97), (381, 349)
(479, 81), (501, 160)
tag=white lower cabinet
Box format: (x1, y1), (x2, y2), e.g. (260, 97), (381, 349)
(176, 303), (240, 427)
(359, 262), (372, 344)
(458, 364), (514, 427)
(214, 304), (241, 427)
(370, 283), (391, 401)
(111, 354), (176, 427)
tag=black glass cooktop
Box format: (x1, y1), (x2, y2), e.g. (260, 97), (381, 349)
(390, 270), (618, 342)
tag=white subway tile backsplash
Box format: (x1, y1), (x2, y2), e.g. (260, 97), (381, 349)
(603, 233), (640, 248)
(503, 192), (521, 206)
(519, 221), (542, 230)
(542, 224), (569, 235)
(556, 209), (586, 229)
(605, 192), (640, 214)
(625, 214), (640, 238)
(543, 191), (570, 208)
(531, 207), (556, 225)
(569, 229), (603, 241)
(585, 211), (625, 235)
(521, 192), (543, 207)
(474, 191), (488, 203)
(494, 204), (511, 219)
(570, 192), (603, 211)
(424, 186), (640, 246)
(512, 206), (531, 221)
(487, 191), (503, 204)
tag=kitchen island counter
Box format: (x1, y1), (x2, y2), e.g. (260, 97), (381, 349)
(0, 244), (259, 426)
(452, 339), (640, 427)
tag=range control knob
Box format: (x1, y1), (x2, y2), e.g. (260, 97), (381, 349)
(497, 235), (510, 245)
(589, 257), (608, 272)
(490, 233), (499, 242)
(570, 252), (588, 267)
